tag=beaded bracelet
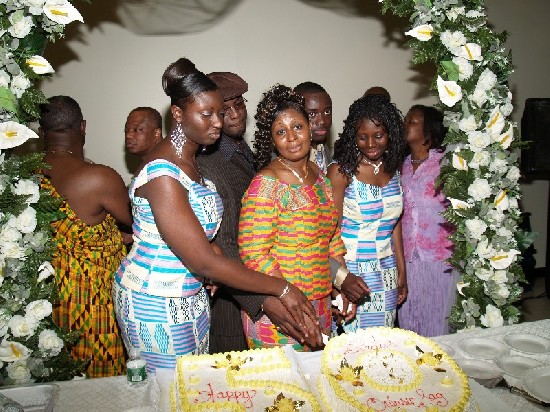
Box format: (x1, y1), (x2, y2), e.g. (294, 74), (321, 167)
(278, 284), (290, 299)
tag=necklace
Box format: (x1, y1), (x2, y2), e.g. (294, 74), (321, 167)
(183, 158), (204, 185)
(410, 157), (428, 164)
(277, 157), (308, 184)
(45, 149), (83, 159)
(362, 158), (383, 175)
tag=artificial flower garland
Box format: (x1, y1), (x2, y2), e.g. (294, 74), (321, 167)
(380, 0), (533, 330)
(0, 0), (86, 384)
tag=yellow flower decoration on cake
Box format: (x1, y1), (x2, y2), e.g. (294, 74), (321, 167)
(212, 353), (252, 371)
(333, 359), (364, 387)
(265, 393), (305, 412)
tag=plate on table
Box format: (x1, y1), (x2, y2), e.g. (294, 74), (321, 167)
(522, 366), (550, 403)
(458, 337), (509, 360)
(503, 333), (550, 354)
(455, 358), (503, 388)
(495, 355), (544, 378)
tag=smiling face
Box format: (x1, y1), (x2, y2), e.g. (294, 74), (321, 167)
(222, 95), (247, 139)
(124, 111), (161, 157)
(302, 91), (332, 144)
(271, 108), (311, 162)
(175, 90), (223, 146)
(355, 117), (389, 162)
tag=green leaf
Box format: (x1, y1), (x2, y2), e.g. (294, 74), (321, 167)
(441, 60), (459, 81)
(0, 87), (19, 117)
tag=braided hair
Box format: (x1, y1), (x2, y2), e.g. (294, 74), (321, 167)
(334, 94), (406, 178)
(252, 84), (308, 170)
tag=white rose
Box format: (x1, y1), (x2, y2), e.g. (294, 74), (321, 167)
(0, 70), (10, 88)
(452, 56), (474, 81)
(440, 30), (466, 50)
(492, 270), (508, 284)
(24, 0), (46, 15)
(446, 6), (465, 21)
(470, 87), (488, 108)
(486, 209), (505, 224)
(477, 69), (498, 91)
(508, 197), (519, 211)
(8, 13), (34, 39)
(15, 206), (37, 234)
(37, 261), (55, 282)
(6, 360), (33, 383)
(489, 157), (508, 174)
(25, 300), (52, 322)
(0, 226), (22, 243)
(477, 239), (495, 259)
(10, 74), (31, 99)
(8, 315), (39, 338)
(459, 115), (478, 132)
(0, 241), (24, 259)
(506, 166), (521, 182)
(38, 329), (64, 356)
(467, 130), (491, 152)
(501, 102), (513, 116)
(465, 217), (487, 239)
(468, 178), (492, 201)
(497, 284), (510, 299)
(475, 267), (493, 281)
(0, 310), (10, 338)
(480, 304), (504, 328)
(496, 227), (513, 239)
(14, 179), (40, 204)
(469, 151), (490, 169)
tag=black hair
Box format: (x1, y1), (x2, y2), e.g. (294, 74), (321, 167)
(39, 95), (83, 132)
(407, 104), (447, 150)
(253, 84), (308, 170)
(129, 107), (162, 129)
(161, 57), (217, 108)
(334, 94), (406, 177)
(294, 81), (327, 96)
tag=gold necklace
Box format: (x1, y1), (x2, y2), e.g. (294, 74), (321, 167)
(362, 158), (383, 175)
(277, 157), (308, 184)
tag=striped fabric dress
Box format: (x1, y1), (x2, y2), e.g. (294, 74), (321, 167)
(114, 159), (223, 372)
(238, 174), (345, 350)
(340, 172), (403, 332)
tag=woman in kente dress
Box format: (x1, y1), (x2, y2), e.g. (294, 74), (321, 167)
(114, 59), (318, 372)
(328, 94), (408, 332)
(238, 85), (347, 350)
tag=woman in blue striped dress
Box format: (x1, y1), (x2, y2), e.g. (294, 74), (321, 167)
(328, 95), (408, 333)
(113, 58), (320, 372)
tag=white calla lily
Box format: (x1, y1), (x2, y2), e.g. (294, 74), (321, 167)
(26, 55), (55, 75)
(498, 124), (514, 149)
(452, 153), (468, 170)
(449, 198), (471, 210)
(494, 190), (509, 212)
(456, 43), (482, 61)
(405, 24), (433, 41)
(437, 76), (462, 107)
(489, 249), (520, 270)
(0, 340), (31, 362)
(456, 282), (470, 296)
(0, 122), (39, 150)
(486, 106), (505, 137)
(43, 0), (84, 24)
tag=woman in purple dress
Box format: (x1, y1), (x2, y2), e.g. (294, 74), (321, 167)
(398, 105), (456, 337)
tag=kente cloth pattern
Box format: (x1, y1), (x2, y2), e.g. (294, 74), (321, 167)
(114, 159), (223, 372)
(116, 159), (223, 297)
(113, 281), (210, 372)
(339, 173), (403, 332)
(42, 178), (126, 378)
(238, 174), (345, 301)
(242, 296), (331, 351)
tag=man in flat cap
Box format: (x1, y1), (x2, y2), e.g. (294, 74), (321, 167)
(199, 72), (314, 353)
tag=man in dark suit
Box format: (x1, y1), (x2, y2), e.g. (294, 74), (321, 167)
(199, 72), (313, 353)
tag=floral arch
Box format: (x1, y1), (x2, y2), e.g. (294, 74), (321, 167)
(0, 0), (530, 383)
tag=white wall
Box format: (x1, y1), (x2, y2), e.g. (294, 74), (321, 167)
(39, 0), (549, 267)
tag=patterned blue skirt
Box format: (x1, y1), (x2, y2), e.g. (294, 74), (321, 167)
(113, 280), (210, 372)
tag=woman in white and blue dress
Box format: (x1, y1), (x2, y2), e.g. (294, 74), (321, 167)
(328, 94), (408, 333)
(113, 57), (320, 372)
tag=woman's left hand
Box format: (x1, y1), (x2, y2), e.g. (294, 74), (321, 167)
(397, 278), (408, 305)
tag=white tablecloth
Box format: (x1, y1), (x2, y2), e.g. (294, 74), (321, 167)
(52, 319), (550, 412)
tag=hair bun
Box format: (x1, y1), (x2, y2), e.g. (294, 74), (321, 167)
(162, 57), (198, 97)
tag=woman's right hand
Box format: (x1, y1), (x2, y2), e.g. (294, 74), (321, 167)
(278, 283), (319, 335)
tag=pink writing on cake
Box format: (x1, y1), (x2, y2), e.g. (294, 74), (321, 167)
(193, 383), (257, 408)
(364, 390), (449, 411)
(344, 341), (392, 356)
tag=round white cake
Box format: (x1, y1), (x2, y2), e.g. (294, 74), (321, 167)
(318, 327), (472, 411)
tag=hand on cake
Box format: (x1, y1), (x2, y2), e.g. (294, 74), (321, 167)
(262, 296), (324, 350)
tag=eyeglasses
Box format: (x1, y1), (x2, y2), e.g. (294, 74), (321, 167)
(224, 97), (247, 117)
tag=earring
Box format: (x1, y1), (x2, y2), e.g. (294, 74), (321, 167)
(171, 122), (186, 158)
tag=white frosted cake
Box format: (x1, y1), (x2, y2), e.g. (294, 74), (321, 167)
(172, 346), (321, 412)
(318, 327), (472, 411)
